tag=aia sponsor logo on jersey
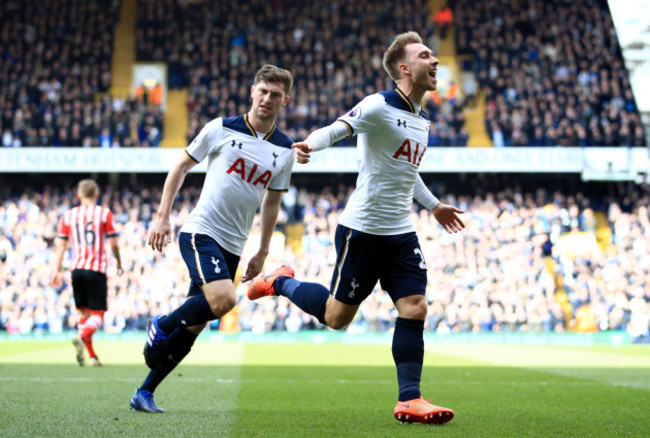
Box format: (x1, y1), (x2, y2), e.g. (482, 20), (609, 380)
(226, 158), (272, 188)
(392, 139), (426, 166)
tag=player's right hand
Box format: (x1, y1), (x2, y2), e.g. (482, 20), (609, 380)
(51, 272), (62, 289)
(149, 218), (172, 252)
(292, 142), (314, 164)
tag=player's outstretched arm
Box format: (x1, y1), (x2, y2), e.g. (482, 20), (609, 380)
(431, 203), (465, 234)
(149, 153), (196, 252)
(291, 121), (350, 164)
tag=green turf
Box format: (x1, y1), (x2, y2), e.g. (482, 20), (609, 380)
(1, 339), (649, 437)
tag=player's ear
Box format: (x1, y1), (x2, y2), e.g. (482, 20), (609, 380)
(399, 62), (410, 77)
(250, 85), (255, 97)
(282, 95), (290, 107)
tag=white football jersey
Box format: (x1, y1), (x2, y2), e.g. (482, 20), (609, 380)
(336, 89), (430, 235)
(181, 114), (294, 255)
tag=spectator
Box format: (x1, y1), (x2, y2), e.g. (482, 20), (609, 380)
(490, 121), (506, 147)
(432, 5), (453, 40)
(99, 128), (113, 148)
(461, 77), (478, 109)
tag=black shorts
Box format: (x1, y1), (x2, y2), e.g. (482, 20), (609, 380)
(178, 232), (240, 297)
(71, 269), (108, 311)
(329, 225), (428, 305)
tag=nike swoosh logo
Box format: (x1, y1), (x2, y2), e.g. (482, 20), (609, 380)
(399, 403), (411, 408)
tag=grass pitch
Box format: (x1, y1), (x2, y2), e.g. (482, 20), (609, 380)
(1, 338), (649, 437)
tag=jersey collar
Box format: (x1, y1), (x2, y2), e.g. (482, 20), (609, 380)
(394, 87), (416, 113)
(384, 87), (426, 118)
(244, 113), (276, 141)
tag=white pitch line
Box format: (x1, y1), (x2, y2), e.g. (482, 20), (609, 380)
(0, 376), (647, 389)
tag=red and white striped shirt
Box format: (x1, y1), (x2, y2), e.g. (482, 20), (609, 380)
(56, 204), (118, 274)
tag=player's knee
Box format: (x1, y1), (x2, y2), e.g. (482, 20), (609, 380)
(402, 298), (428, 320)
(204, 288), (235, 318)
(412, 299), (428, 320)
(326, 314), (352, 330)
(204, 282), (237, 317)
(327, 320), (347, 330)
(209, 293), (236, 317)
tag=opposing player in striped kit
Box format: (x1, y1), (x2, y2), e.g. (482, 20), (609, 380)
(130, 65), (295, 413)
(52, 178), (123, 366)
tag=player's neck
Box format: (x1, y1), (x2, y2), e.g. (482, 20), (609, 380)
(246, 111), (275, 135)
(396, 82), (425, 106)
(80, 198), (96, 206)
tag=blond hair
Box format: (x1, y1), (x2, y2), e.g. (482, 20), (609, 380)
(77, 179), (99, 199)
(382, 31), (424, 82)
(254, 64), (294, 95)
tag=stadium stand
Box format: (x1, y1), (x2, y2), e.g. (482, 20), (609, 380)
(1, 0), (645, 148)
(134, 0), (469, 146)
(0, 176), (648, 341)
(0, 0), (163, 147)
(453, 0), (647, 147)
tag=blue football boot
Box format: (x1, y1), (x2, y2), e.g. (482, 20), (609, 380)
(130, 388), (165, 413)
(143, 315), (168, 369)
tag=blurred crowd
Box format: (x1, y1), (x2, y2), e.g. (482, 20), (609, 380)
(136, 0), (465, 145)
(1, 0), (646, 148)
(454, 0), (646, 147)
(1, 178), (648, 342)
(0, 0), (163, 147)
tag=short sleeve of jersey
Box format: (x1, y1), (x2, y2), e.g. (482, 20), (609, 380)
(185, 118), (225, 163)
(336, 94), (384, 137)
(269, 151), (295, 192)
(104, 209), (118, 237)
(56, 214), (69, 239)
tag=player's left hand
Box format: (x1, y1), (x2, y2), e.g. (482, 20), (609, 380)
(432, 203), (465, 233)
(242, 251), (266, 282)
(148, 216), (172, 252)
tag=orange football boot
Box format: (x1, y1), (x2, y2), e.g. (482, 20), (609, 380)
(393, 397), (454, 425)
(247, 266), (295, 300)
